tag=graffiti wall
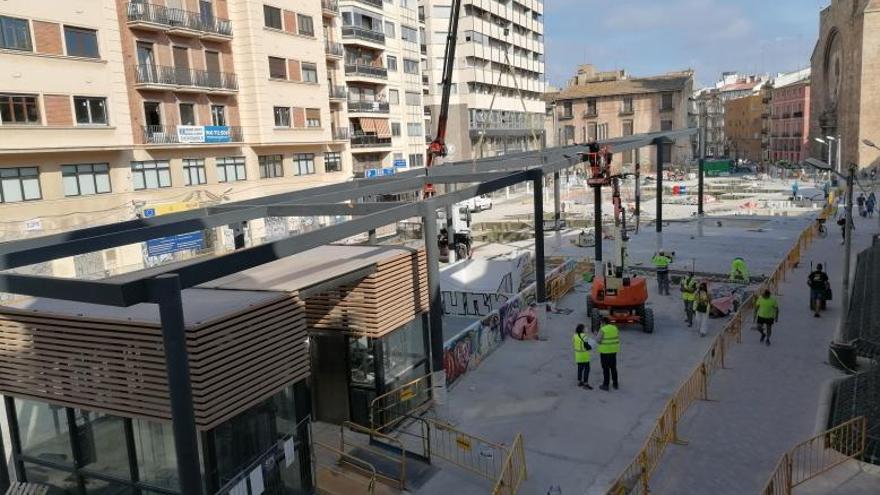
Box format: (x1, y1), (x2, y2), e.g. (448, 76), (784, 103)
(441, 291), (509, 317)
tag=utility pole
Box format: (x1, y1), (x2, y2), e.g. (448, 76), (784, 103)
(634, 162), (641, 234)
(841, 163), (855, 329)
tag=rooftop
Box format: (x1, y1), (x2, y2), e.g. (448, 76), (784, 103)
(555, 72), (693, 101)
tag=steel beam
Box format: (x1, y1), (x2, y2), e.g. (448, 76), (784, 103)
(553, 172), (561, 230)
(421, 202), (444, 374)
(0, 274), (134, 306)
(533, 177), (546, 303)
(265, 202), (407, 217)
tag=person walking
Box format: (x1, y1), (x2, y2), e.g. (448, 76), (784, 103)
(693, 282), (711, 337)
(594, 316), (620, 391)
(837, 215), (854, 245)
(754, 289), (780, 345)
(857, 193), (867, 218)
(792, 180), (799, 199)
(729, 257), (750, 283)
(807, 264), (830, 317)
(680, 272), (698, 327)
(572, 324), (593, 389)
(867, 192), (876, 218)
(652, 251), (672, 295)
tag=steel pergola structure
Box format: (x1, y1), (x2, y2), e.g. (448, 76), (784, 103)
(0, 128), (695, 494)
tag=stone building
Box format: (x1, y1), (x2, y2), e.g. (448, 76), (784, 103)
(810, 0), (880, 169)
(770, 69), (811, 165)
(693, 73), (766, 158)
(724, 94), (764, 162)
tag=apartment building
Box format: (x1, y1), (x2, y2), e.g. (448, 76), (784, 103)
(420, 0), (545, 160)
(339, 0), (427, 177)
(552, 65), (694, 171)
(693, 72), (766, 158)
(724, 94), (764, 162)
(0, 0), (354, 281)
(769, 69), (811, 165)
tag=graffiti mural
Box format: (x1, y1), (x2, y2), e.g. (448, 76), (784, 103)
(441, 291), (509, 317)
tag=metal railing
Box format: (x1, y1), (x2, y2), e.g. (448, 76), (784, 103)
(321, 0), (340, 13)
(341, 421), (407, 489)
(351, 0), (384, 9)
(761, 416), (867, 495)
(427, 419), (507, 481)
(142, 125), (243, 144)
(369, 373), (433, 432)
(133, 64), (238, 91)
(345, 63), (388, 79)
(324, 39), (344, 57)
(332, 127), (350, 140)
(342, 26), (386, 44)
(351, 134), (392, 148)
(348, 100), (390, 113)
(126, 2), (232, 37)
(491, 434), (527, 495)
(328, 85), (347, 99)
(313, 440), (378, 494)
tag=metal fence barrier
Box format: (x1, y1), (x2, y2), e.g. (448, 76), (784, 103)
(426, 419), (508, 481)
(370, 373), (433, 433)
(491, 433), (527, 495)
(761, 416), (867, 495)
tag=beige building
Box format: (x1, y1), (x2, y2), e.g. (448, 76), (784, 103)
(810, 0), (880, 169)
(724, 94), (764, 162)
(551, 65), (694, 172)
(0, 0), (358, 280)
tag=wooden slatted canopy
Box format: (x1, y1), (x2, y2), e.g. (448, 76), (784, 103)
(0, 288), (307, 431)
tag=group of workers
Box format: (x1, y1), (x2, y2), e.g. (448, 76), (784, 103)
(572, 318), (620, 391)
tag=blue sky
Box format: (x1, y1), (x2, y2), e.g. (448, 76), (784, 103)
(544, 0), (823, 88)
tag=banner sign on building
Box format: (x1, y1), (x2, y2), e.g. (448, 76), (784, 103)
(176, 125), (231, 144)
(146, 231), (205, 257)
(205, 125), (232, 143)
(393, 159), (407, 168)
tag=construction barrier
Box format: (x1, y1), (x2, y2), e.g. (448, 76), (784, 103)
(427, 419), (508, 481)
(761, 416), (867, 495)
(491, 433), (528, 495)
(607, 203), (834, 495)
(369, 373), (433, 433)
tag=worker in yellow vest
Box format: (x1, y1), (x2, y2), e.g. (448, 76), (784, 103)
(680, 272), (698, 327)
(594, 316), (620, 391)
(652, 251), (673, 295)
(572, 324), (593, 389)
(754, 289), (779, 346)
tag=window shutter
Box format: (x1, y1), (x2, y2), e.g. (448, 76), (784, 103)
(292, 107), (305, 128)
(283, 10), (297, 33)
(288, 59), (302, 82)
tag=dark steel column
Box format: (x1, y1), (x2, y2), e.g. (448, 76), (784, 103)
(593, 185), (602, 264)
(232, 221), (246, 249)
(421, 203), (444, 373)
(655, 138), (672, 233)
(553, 172), (561, 230)
(634, 162), (642, 234)
(533, 176), (546, 303)
(152, 274), (203, 495)
(368, 229), (377, 244)
(0, 422), (8, 492)
(698, 159), (705, 216)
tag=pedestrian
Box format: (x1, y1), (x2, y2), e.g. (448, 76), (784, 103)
(652, 251), (673, 295)
(792, 180), (799, 199)
(823, 181), (830, 200)
(572, 324), (593, 389)
(857, 193), (867, 218)
(868, 192), (876, 218)
(693, 282), (711, 337)
(594, 316), (620, 391)
(807, 264), (830, 317)
(729, 257), (750, 283)
(837, 215), (854, 245)
(754, 289), (780, 345)
(680, 272), (698, 327)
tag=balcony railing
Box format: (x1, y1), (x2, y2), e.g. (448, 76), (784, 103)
(328, 85), (348, 99)
(325, 40), (344, 57)
(133, 64), (238, 91)
(348, 100), (390, 113)
(351, 0), (383, 9)
(333, 127), (350, 140)
(351, 134), (392, 148)
(558, 112), (573, 120)
(345, 63), (388, 79)
(142, 125), (243, 144)
(584, 109), (598, 118)
(321, 0), (339, 13)
(660, 105), (674, 112)
(126, 2), (232, 38)
(342, 26), (385, 44)
(619, 108), (634, 116)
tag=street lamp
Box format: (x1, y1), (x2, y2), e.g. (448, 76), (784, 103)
(814, 136), (839, 174)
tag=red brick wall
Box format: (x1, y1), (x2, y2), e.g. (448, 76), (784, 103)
(288, 59), (302, 81)
(283, 10), (297, 33)
(292, 107), (305, 128)
(44, 95), (72, 126)
(33, 21), (62, 55)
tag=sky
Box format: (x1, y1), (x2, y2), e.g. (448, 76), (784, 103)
(544, 0), (824, 89)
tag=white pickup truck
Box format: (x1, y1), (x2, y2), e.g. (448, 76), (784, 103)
(461, 194), (493, 212)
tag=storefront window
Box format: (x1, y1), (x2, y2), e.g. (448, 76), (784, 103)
(23, 462), (78, 493)
(381, 318), (427, 386)
(349, 337), (376, 386)
(74, 409), (130, 479)
(132, 419), (179, 491)
(83, 476), (137, 494)
(16, 399), (74, 465)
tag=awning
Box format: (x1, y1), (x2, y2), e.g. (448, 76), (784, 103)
(359, 118), (390, 138)
(360, 118), (377, 133)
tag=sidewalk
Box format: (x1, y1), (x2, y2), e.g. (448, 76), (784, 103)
(648, 214), (877, 494)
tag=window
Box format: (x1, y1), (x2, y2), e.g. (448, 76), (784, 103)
(73, 96), (107, 125)
(178, 103), (196, 126)
(0, 167), (41, 202)
(306, 108), (321, 127)
(297, 14), (314, 36)
(622, 96), (633, 114)
(143, 101), (161, 126)
(661, 93), (674, 111)
(661, 119), (673, 131)
(586, 99), (597, 116)
(622, 120), (633, 137)
(0, 16), (32, 51)
(0, 93), (40, 124)
(132, 419), (179, 491)
(386, 55), (398, 72)
(587, 122), (597, 141)
(324, 152), (342, 172)
(211, 105), (226, 126)
(388, 89), (399, 104)
(407, 122), (422, 136)
(403, 58), (419, 74)
(64, 26), (99, 58)
(294, 153), (315, 175)
(268, 56), (287, 79)
(409, 153), (424, 168)
(301, 62), (318, 83)
(274, 106), (290, 127)
(401, 25), (418, 43)
(263, 5), (282, 29)
(384, 21), (395, 38)
(62, 163), (110, 196)
(217, 156), (246, 182)
(183, 158), (207, 185)
(131, 161), (170, 190)
(391, 122), (401, 137)
(561, 101), (572, 118)
(259, 154), (284, 178)
(405, 91), (420, 106)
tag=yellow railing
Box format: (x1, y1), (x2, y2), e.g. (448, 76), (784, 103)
(426, 418), (508, 481)
(761, 416), (867, 495)
(341, 421), (408, 489)
(491, 433), (527, 495)
(312, 440), (379, 494)
(606, 202), (834, 495)
(369, 373), (433, 433)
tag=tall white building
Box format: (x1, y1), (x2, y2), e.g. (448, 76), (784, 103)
(421, 0), (545, 160)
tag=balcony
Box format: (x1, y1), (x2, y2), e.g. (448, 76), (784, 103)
(351, 134), (392, 148)
(422, 75), (429, 86)
(659, 105), (674, 113)
(342, 26), (385, 45)
(328, 85), (348, 100)
(584, 109), (598, 118)
(345, 63), (388, 80)
(321, 0), (339, 15)
(133, 65), (238, 93)
(619, 108), (634, 116)
(558, 112), (574, 120)
(141, 125), (243, 145)
(351, 0), (383, 9)
(348, 100), (390, 113)
(325, 40), (344, 58)
(333, 127), (350, 140)
(125, 2), (232, 41)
